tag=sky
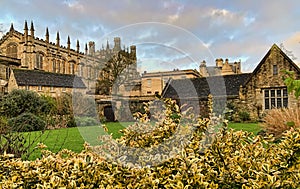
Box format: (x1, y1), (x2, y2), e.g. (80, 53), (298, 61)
(1, 0), (300, 73)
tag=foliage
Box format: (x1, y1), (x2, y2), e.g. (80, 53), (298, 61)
(238, 111), (251, 122)
(0, 90), (74, 159)
(0, 89), (50, 118)
(0, 124), (299, 187)
(0, 96), (299, 188)
(261, 107), (300, 139)
(8, 112), (46, 132)
(96, 51), (136, 95)
(283, 70), (300, 98)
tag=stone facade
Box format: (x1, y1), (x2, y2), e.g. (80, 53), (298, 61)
(0, 21), (137, 97)
(241, 44), (300, 120)
(141, 69), (200, 96)
(163, 44), (300, 121)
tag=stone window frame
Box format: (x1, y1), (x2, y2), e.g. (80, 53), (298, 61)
(35, 51), (44, 70)
(263, 87), (288, 110)
(6, 42), (18, 58)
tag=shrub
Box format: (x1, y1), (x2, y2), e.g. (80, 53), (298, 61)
(238, 111), (250, 122)
(8, 113), (46, 132)
(0, 89), (50, 118)
(0, 97), (299, 188)
(261, 107), (300, 139)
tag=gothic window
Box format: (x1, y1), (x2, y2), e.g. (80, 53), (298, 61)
(70, 62), (75, 75)
(57, 61), (61, 73)
(264, 88), (288, 110)
(35, 52), (43, 69)
(62, 60), (66, 74)
(52, 59), (56, 73)
(273, 65), (278, 75)
(79, 64), (83, 77)
(6, 43), (18, 58)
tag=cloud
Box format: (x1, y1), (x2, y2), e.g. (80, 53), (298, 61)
(1, 0), (300, 73)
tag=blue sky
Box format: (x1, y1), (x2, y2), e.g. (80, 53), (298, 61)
(1, 0), (300, 73)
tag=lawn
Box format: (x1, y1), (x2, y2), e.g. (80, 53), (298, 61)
(24, 121), (261, 160)
(25, 122), (131, 160)
(228, 122), (262, 135)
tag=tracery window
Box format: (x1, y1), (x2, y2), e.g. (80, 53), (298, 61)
(7, 43), (18, 58)
(35, 52), (43, 69)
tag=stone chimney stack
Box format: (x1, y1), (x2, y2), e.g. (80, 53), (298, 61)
(199, 60), (209, 77)
(216, 58), (223, 68)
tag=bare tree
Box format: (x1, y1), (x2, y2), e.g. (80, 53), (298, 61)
(96, 50), (137, 95)
(280, 43), (297, 61)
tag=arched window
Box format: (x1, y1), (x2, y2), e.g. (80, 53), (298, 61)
(79, 64), (84, 77)
(62, 59), (66, 74)
(69, 61), (75, 75)
(6, 43), (18, 58)
(52, 59), (56, 73)
(35, 52), (44, 70)
(57, 60), (61, 73)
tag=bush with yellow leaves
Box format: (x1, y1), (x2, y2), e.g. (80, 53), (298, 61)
(0, 97), (299, 188)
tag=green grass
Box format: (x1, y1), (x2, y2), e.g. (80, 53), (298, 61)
(25, 122), (129, 160)
(23, 121), (261, 160)
(228, 122), (262, 135)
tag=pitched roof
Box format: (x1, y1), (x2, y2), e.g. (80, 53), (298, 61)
(12, 69), (86, 88)
(244, 44), (300, 86)
(162, 73), (251, 99)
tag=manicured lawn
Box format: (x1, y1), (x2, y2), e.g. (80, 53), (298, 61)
(228, 122), (262, 135)
(24, 121), (262, 160)
(26, 122), (130, 160)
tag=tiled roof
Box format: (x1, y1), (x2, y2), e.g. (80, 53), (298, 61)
(13, 69), (86, 89)
(162, 73), (251, 99)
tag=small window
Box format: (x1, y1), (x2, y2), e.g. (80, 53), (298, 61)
(273, 65), (278, 75)
(25, 85), (29, 90)
(38, 86), (42, 91)
(147, 91), (152, 94)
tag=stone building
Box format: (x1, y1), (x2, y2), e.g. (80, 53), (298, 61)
(141, 69), (200, 96)
(0, 21), (137, 97)
(240, 44), (300, 119)
(163, 44), (300, 120)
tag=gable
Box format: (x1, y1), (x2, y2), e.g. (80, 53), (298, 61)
(244, 44), (300, 88)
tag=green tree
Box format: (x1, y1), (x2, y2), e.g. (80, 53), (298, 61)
(283, 70), (300, 98)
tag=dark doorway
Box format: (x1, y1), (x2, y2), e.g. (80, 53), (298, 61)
(104, 106), (115, 122)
